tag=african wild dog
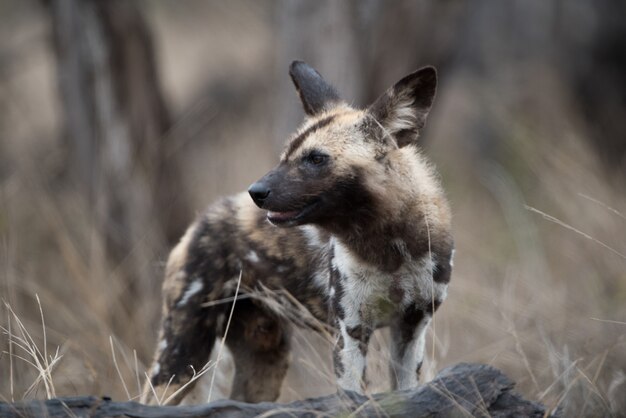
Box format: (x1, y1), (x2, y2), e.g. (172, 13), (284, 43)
(141, 61), (453, 404)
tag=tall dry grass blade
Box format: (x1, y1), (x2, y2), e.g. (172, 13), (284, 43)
(207, 268), (243, 403)
(346, 391), (388, 418)
(2, 301), (62, 399)
(112, 337), (141, 396)
(60, 400), (80, 418)
(538, 359), (580, 401)
(427, 380), (479, 418)
(7, 306), (46, 397)
(162, 355), (215, 404)
(295, 357), (333, 383)
(572, 364), (611, 409)
(143, 371), (160, 406)
(7, 307), (14, 402)
(23, 351), (63, 399)
(591, 350), (609, 385)
(201, 294), (251, 307)
(525, 205), (626, 259)
(6, 303), (45, 367)
(160, 374), (176, 405)
(6, 352), (38, 369)
(502, 311), (540, 393)
(577, 193), (626, 220)
(133, 349), (141, 400)
(589, 317), (626, 325)
(35, 294), (50, 395)
(109, 336), (131, 400)
(546, 344), (612, 415)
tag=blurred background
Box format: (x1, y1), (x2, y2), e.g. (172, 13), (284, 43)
(1, 0), (625, 416)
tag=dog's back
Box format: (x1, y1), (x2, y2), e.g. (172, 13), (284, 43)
(165, 192), (333, 325)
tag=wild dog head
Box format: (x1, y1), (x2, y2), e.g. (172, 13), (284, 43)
(249, 61), (437, 232)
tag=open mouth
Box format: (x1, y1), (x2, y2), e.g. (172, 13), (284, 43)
(266, 200), (319, 226)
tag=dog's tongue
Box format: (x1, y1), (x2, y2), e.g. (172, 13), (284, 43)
(267, 210), (299, 220)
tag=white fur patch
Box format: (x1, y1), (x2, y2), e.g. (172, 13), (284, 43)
(301, 225), (323, 248)
(177, 279), (204, 307)
(313, 270), (330, 292)
(437, 283), (448, 302)
(223, 276), (240, 292)
(157, 339), (168, 352)
(246, 250), (260, 263)
(450, 249), (455, 267)
(387, 96), (418, 134)
(333, 239), (444, 319)
(151, 363), (160, 378)
(302, 225), (330, 291)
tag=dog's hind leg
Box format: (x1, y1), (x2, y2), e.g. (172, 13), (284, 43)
(225, 298), (291, 402)
(141, 220), (233, 405)
(141, 264), (224, 405)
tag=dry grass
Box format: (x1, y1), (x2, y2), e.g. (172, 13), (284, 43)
(0, 3), (625, 418)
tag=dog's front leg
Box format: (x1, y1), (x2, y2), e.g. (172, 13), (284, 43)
(389, 305), (431, 390)
(333, 318), (372, 393)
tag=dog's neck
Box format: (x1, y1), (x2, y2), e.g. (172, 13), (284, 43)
(318, 150), (441, 273)
(331, 212), (428, 274)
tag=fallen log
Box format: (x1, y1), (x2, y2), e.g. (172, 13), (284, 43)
(0, 363), (559, 417)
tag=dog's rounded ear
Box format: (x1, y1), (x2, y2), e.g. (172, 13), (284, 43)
(290, 61), (343, 116)
(368, 66), (437, 147)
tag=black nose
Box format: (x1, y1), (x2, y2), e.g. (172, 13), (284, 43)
(248, 182), (271, 206)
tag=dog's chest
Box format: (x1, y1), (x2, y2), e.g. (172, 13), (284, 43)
(328, 239), (436, 327)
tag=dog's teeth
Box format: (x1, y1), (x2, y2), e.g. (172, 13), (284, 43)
(268, 210), (298, 220)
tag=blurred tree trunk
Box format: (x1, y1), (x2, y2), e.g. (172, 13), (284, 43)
(273, 0), (370, 147)
(273, 0), (463, 147)
(46, 0), (190, 345)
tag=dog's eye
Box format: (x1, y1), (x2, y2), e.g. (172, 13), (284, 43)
(305, 152), (328, 166)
